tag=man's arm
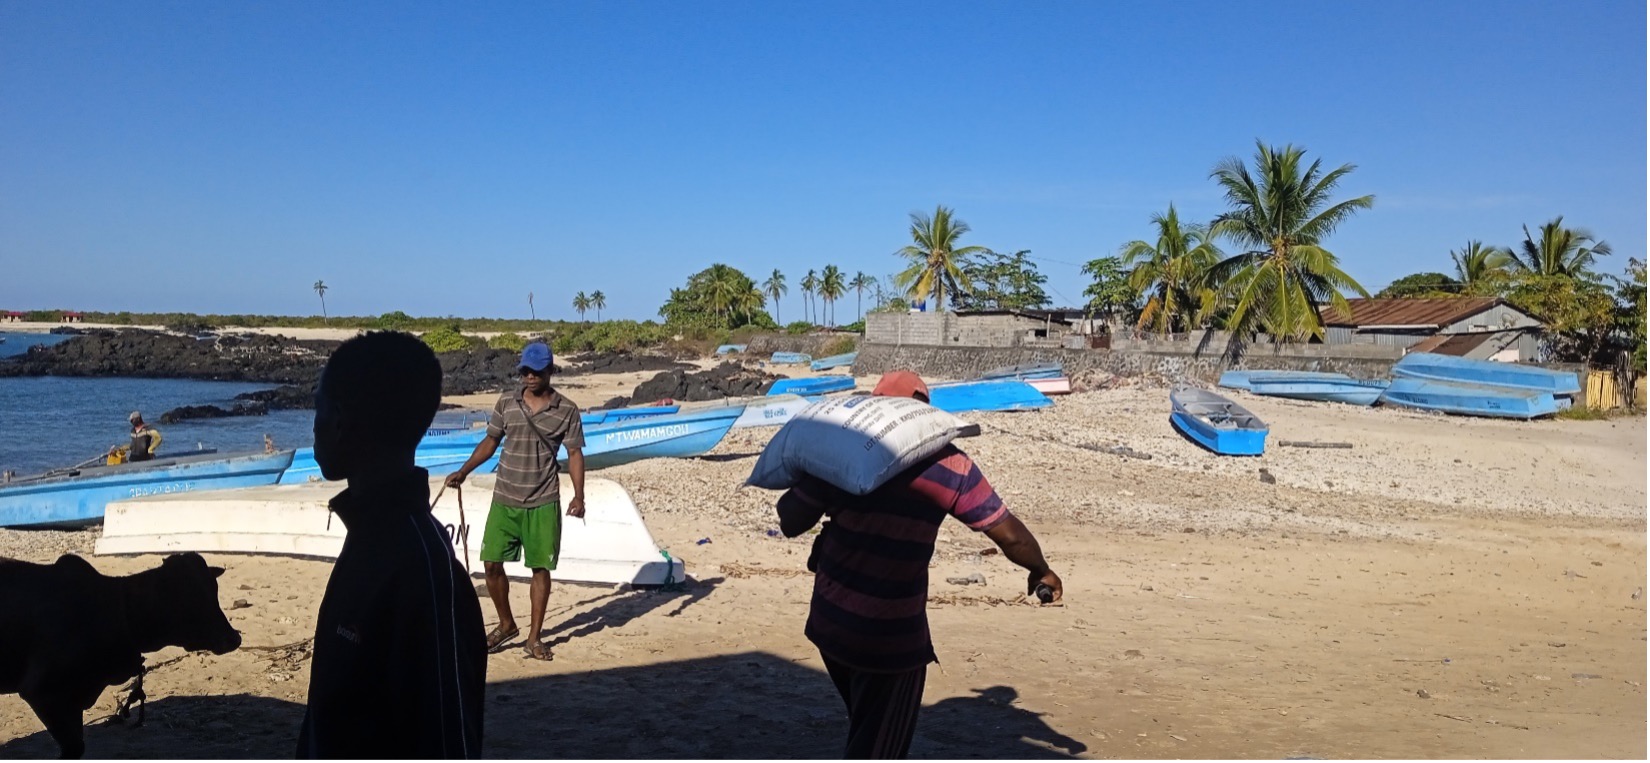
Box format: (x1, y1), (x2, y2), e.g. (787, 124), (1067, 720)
(565, 448), (586, 517)
(983, 514), (1062, 602)
(445, 434), (501, 488)
(775, 482), (827, 538)
(146, 427), (163, 455)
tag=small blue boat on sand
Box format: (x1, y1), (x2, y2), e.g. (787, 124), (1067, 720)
(0, 449), (297, 528)
(809, 352), (858, 371)
(929, 379), (1052, 413)
(978, 362), (1063, 381)
(1391, 352), (1581, 396)
(714, 344), (747, 355)
(1170, 386), (1268, 456)
(770, 352), (812, 365)
(1248, 376), (1391, 406)
(1379, 378), (1561, 420)
(767, 375), (854, 396)
(280, 406), (744, 483)
(1218, 370), (1355, 392)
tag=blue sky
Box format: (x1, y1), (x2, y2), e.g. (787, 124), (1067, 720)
(2, 1), (1644, 322)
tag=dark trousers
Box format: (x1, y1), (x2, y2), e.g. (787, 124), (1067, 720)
(822, 652), (928, 759)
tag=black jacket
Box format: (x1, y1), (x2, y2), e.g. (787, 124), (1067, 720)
(297, 468), (486, 759)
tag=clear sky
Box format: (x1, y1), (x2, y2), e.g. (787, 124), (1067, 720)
(2, 1), (1644, 322)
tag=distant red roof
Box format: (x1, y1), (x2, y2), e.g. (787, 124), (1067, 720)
(1320, 297), (1507, 328)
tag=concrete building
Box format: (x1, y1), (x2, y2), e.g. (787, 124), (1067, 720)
(1319, 297), (1545, 361)
(865, 308), (1083, 348)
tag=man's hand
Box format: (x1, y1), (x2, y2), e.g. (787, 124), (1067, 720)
(566, 496), (586, 519)
(444, 471), (467, 489)
(1028, 569), (1063, 603)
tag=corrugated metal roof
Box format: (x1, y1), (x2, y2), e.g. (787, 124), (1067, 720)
(1408, 332), (1495, 356)
(1320, 297), (1502, 328)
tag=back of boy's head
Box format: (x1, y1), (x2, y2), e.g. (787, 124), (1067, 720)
(321, 331), (441, 450)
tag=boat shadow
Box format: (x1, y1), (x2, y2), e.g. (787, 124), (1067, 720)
(693, 452), (762, 463)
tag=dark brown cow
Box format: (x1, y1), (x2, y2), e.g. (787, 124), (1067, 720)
(0, 553), (242, 758)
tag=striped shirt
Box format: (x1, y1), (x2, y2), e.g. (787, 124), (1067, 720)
(487, 389), (584, 508)
(781, 445), (1010, 673)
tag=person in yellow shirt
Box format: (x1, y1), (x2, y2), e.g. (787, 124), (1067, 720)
(125, 411), (163, 462)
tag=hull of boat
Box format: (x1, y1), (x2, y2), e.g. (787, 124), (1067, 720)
(770, 352), (812, 365)
(0, 450), (297, 528)
(929, 379), (1052, 413)
(1218, 370), (1352, 392)
(767, 375), (854, 396)
(96, 474), (686, 585)
(1391, 352), (1581, 396)
(714, 344), (747, 355)
(1026, 376), (1072, 395)
(1170, 386), (1268, 455)
(1248, 378), (1390, 406)
(809, 352), (858, 371)
(978, 362), (1063, 380)
(1379, 378), (1560, 419)
(678, 394), (812, 429)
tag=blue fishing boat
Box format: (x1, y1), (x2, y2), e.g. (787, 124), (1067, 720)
(1379, 378), (1561, 419)
(977, 362), (1063, 381)
(0, 449), (296, 528)
(929, 379), (1052, 413)
(1170, 386), (1268, 456)
(714, 344), (747, 355)
(809, 352), (858, 371)
(1248, 377), (1391, 406)
(1218, 369), (1354, 392)
(767, 375), (855, 396)
(1391, 352), (1581, 396)
(580, 404), (679, 425)
(280, 405), (745, 483)
(770, 352), (812, 365)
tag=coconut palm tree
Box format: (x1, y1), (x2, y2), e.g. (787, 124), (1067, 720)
(763, 269), (787, 323)
(1511, 217), (1612, 278)
(528, 291), (536, 320)
(894, 205), (986, 311)
(590, 290), (606, 321)
(573, 291), (590, 322)
(849, 271), (874, 322)
(801, 269), (820, 325)
(1119, 205), (1221, 335)
(1207, 140), (1373, 358)
(817, 265), (846, 326)
(1449, 241), (1513, 293)
(313, 280), (328, 320)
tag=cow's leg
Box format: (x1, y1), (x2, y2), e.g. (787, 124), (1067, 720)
(22, 693), (86, 759)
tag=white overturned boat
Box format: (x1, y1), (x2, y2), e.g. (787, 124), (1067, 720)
(95, 474), (685, 585)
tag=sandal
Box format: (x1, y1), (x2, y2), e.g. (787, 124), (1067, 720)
(523, 641), (554, 661)
(485, 625), (520, 654)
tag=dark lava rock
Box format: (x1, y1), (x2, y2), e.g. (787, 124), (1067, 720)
(628, 362), (779, 403)
(235, 384), (318, 410)
(563, 352), (690, 377)
(0, 329), (333, 383)
(159, 403), (269, 424)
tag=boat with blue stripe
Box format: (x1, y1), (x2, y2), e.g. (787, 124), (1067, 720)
(1247, 376), (1391, 406)
(1379, 378), (1561, 419)
(1170, 386), (1268, 456)
(977, 362), (1063, 381)
(767, 375), (855, 396)
(0, 449), (296, 528)
(928, 379), (1052, 413)
(1391, 352), (1581, 396)
(1218, 369), (1358, 392)
(770, 352), (812, 365)
(809, 352), (858, 371)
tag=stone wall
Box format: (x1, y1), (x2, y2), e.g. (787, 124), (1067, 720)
(743, 333), (860, 357)
(852, 343), (1402, 383)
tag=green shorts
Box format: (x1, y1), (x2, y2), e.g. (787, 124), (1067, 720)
(480, 500), (562, 571)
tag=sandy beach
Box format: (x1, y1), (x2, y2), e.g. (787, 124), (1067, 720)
(0, 369), (1643, 759)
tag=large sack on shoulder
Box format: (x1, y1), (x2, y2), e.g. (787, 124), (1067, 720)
(746, 395), (974, 495)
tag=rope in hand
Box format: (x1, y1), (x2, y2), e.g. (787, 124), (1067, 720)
(430, 482), (471, 576)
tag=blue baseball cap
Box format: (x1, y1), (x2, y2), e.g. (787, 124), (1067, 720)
(519, 342), (553, 372)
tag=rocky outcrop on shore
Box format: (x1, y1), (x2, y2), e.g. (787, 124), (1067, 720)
(609, 362), (781, 407)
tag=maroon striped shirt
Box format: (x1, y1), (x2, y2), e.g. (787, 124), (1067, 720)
(779, 445), (1009, 673)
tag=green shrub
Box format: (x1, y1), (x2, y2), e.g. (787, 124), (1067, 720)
(376, 311), (413, 331)
(421, 327), (472, 353)
(489, 332), (527, 352)
(819, 335), (857, 357)
(785, 321), (813, 335)
(840, 320), (865, 334)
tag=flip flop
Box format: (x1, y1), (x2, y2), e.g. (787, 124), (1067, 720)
(485, 625), (520, 654)
(522, 641), (554, 661)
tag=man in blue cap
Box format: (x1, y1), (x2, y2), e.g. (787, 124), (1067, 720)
(446, 341), (586, 661)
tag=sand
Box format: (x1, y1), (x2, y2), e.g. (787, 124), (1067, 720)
(0, 372), (1643, 759)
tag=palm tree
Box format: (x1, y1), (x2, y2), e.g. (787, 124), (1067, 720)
(1119, 204), (1221, 335)
(894, 205), (986, 311)
(1450, 241), (1513, 293)
(763, 269), (787, 323)
(849, 272), (874, 322)
(590, 290), (606, 321)
(1207, 141), (1373, 358)
(573, 291), (590, 322)
(801, 269), (820, 325)
(528, 291), (536, 320)
(1511, 217), (1612, 278)
(818, 265), (847, 326)
(313, 280), (328, 320)
(703, 264), (747, 325)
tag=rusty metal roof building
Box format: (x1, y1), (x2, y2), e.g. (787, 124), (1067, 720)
(1319, 297), (1508, 328)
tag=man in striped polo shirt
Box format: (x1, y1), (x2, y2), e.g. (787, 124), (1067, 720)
(776, 370), (1063, 759)
(446, 341), (585, 661)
